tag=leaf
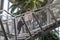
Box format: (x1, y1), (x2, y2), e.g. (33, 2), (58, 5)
(54, 29), (59, 35)
(10, 5), (17, 13)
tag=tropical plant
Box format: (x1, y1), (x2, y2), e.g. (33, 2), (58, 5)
(38, 31), (59, 40)
(10, 0), (48, 15)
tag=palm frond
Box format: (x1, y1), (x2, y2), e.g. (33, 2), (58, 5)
(10, 4), (18, 13)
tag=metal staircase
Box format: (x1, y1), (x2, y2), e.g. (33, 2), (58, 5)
(0, 0), (60, 39)
(0, 6), (60, 40)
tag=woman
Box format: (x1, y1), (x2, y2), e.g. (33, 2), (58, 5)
(17, 19), (24, 34)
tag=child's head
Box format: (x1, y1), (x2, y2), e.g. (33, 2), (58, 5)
(26, 8), (31, 11)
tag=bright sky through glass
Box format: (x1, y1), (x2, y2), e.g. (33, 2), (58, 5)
(2, 0), (12, 20)
(2, 0), (8, 20)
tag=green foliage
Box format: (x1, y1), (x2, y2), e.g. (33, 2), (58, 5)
(10, 0), (48, 15)
(38, 31), (59, 40)
(10, 4), (18, 13)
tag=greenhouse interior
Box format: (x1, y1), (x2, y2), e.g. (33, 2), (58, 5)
(0, 0), (60, 40)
